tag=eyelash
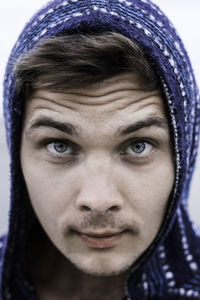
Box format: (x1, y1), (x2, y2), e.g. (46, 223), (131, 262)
(43, 138), (155, 159)
(120, 139), (154, 158)
(44, 139), (79, 157)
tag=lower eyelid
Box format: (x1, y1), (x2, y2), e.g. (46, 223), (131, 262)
(122, 148), (156, 164)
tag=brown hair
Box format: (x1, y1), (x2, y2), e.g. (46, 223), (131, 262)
(14, 32), (159, 100)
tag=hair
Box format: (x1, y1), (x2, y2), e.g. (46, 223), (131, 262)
(14, 31), (159, 100)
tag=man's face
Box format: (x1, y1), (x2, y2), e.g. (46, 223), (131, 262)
(21, 73), (174, 276)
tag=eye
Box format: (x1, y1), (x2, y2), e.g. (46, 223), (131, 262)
(122, 140), (153, 156)
(46, 141), (79, 156)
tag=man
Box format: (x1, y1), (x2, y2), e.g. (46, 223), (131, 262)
(0, 0), (200, 299)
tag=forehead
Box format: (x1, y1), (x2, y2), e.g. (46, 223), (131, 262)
(23, 73), (168, 131)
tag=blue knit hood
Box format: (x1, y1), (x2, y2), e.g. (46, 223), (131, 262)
(1, 0), (200, 299)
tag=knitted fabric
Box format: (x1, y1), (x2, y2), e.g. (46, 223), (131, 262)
(1, 0), (200, 299)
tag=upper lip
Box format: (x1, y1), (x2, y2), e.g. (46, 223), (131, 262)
(76, 230), (126, 238)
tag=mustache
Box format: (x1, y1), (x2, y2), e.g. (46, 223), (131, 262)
(67, 212), (140, 235)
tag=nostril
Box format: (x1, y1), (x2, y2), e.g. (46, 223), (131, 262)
(80, 205), (92, 212)
(108, 205), (120, 212)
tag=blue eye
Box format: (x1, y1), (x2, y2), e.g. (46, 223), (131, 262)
(125, 141), (153, 156)
(131, 142), (146, 153)
(46, 141), (78, 155)
(53, 142), (69, 153)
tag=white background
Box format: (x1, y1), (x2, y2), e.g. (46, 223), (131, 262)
(0, 0), (200, 234)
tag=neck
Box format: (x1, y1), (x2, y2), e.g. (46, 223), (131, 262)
(26, 226), (129, 300)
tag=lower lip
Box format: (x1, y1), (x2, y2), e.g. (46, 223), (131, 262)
(79, 233), (123, 249)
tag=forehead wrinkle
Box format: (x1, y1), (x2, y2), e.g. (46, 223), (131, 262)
(63, 89), (159, 103)
(69, 93), (163, 119)
(28, 97), (78, 112)
(133, 101), (166, 113)
(28, 95), (162, 121)
(104, 95), (164, 118)
(32, 87), (160, 109)
(32, 90), (134, 108)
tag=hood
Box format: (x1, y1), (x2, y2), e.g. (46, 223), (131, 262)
(1, 0), (200, 299)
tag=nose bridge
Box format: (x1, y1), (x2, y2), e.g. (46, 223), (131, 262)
(75, 155), (123, 213)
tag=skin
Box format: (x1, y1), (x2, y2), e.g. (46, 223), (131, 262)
(20, 73), (175, 300)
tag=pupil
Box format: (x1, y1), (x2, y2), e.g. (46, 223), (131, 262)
(132, 142), (145, 153)
(54, 142), (68, 153)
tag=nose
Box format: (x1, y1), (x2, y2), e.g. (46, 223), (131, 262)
(75, 175), (124, 214)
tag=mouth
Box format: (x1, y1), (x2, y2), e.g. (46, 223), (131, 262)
(74, 230), (127, 249)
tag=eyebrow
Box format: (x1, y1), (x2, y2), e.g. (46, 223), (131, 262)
(26, 115), (168, 138)
(27, 116), (80, 137)
(116, 116), (169, 136)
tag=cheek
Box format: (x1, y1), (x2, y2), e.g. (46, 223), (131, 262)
(21, 152), (80, 231)
(117, 157), (174, 221)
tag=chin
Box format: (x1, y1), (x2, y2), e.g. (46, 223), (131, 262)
(75, 263), (131, 277)
(67, 251), (134, 277)
(81, 266), (130, 277)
